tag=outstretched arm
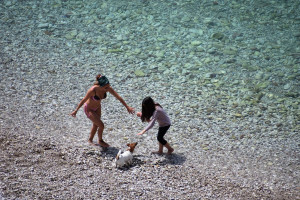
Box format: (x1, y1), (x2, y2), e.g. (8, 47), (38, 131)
(70, 88), (94, 117)
(137, 129), (146, 135)
(137, 113), (157, 135)
(108, 87), (135, 114)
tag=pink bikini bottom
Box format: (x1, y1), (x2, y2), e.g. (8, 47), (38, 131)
(84, 103), (100, 118)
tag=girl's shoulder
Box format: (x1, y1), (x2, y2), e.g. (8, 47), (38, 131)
(91, 85), (100, 91)
(155, 105), (163, 111)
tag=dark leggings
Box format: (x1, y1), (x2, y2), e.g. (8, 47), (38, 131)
(157, 125), (170, 145)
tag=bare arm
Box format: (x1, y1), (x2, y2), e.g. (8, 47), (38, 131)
(108, 87), (134, 114)
(137, 129), (146, 135)
(137, 111), (157, 135)
(70, 87), (94, 117)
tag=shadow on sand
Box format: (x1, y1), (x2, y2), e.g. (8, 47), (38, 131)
(118, 152), (187, 171)
(94, 146), (186, 170)
(155, 153), (187, 166)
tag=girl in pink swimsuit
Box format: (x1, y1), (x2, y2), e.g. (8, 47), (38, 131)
(70, 74), (135, 147)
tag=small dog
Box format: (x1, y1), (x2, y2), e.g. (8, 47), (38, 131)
(114, 142), (138, 168)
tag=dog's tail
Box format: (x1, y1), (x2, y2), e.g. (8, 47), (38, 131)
(116, 150), (122, 160)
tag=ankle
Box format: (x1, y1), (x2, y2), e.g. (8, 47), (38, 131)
(152, 151), (163, 155)
(167, 148), (174, 154)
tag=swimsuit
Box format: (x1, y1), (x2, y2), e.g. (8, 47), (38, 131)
(84, 103), (100, 118)
(92, 89), (101, 101)
(84, 88), (105, 118)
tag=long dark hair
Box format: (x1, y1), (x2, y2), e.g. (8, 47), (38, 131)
(141, 97), (161, 122)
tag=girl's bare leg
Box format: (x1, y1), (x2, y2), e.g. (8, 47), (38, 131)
(152, 143), (163, 155)
(164, 143), (174, 154)
(88, 124), (98, 145)
(96, 120), (109, 147)
(87, 109), (109, 147)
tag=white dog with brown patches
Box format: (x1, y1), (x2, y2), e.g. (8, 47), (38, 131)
(114, 142), (138, 168)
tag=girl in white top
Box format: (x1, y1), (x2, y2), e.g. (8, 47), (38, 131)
(137, 97), (174, 155)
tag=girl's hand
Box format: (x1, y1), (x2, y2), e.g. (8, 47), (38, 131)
(136, 112), (142, 117)
(137, 130), (146, 135)
(127, 106), (135, 114)
(137, 132), (143, 135)
(70, 110), (77, 117)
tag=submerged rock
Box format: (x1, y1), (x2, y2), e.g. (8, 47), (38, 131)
(134, 69), (145, 77)
(212, 32), (224, 40)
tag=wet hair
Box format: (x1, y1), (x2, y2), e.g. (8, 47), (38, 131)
(141, 97), (161, 122)
(94, 74), (102, 85)
(93, 74), (107, 99)
(94, 74), (109, 87)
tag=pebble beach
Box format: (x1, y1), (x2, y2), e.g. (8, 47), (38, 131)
(0, 0), (299, 199)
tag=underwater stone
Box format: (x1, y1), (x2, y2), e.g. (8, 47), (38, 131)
(232, 80), (239, 85)
(285, 92), (298, 98)
(76, 31), (86, 41)
(213, 43), (224, 49)
(283, 84), (290, 90)
(189, 29), (204, 35)
(134, 70), (145, 77)
(255, 71), (264, 80)
(207, 49), (217, 54)
(86, 38), (93, 44)
(195, 47), (205, 52)
(86, 18), (95, 25)
(184, 63), (193, 68)
(157, 37), (167, 42)
(254, 51), (260, 56)
(234, 113), (243, 118)
(205, 73), (217, 79)
(5, 1), (13, 6)
(255, 82), (269, 90)
(203, 18), (215, 26)
(101, 2), (108, 9)
(242, 63), (258, 71)
(133, 48), (142, 55)
(38, 23), (50, 29)
(202, 146), (209, 151)
(107, 49), (123, 53)
(211, 79), (219, 83)
(191, 41), (202, 46)
(116, 35), (123, 41)
(223, 48), (237, 55)
(155, 51), (165, 58)
(96, 36), (104, 44)
(226, 58), (236, 63)
(219, 70), (226, 74)
(65, 30), (78, 39)
(212, 32), (224, 40)
(204, 58), (212, 64)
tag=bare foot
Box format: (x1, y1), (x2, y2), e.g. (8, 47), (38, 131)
(99, 140), (110, 148)
(167, 148), (174, 155)
(88, 140), (98, 146)
(151, 151), (163, 155)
